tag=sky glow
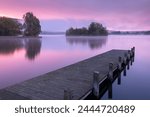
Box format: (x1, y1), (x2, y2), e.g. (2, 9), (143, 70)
(0, 0), (150, 31)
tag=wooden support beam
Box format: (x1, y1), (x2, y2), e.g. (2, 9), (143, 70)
(127, 50), (131, 60)
(92, 71), (100, 99)
(118, 56), (122, 71)
(108, 63), (113, 82)
(123, 53), (127, 65)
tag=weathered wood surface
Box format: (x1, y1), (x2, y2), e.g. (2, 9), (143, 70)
(0, 49), (128, 100)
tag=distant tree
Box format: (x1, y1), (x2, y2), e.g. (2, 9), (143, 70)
(88, 22), (108, 35)
(66, 27), (74, 35)
(0, 17), (22, 36)
(66, 22), (108, 36)
(80, 27), (88, 35)
(23, 12), (41, 36)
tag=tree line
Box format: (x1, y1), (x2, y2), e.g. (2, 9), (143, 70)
(66, 22), (108, 36)
(0, 12), (41, 36)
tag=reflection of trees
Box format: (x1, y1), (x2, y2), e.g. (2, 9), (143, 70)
(0, 37), (23, 55)
(24, 38), (41, 60)
(88, 39), (106, 49)
(66, 36), (107, 49)
(0, 37), (42, 60)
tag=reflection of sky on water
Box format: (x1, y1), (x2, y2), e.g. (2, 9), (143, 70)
(0, 35), (150, 99)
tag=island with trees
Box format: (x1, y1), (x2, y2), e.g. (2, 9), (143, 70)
(0, 12), (41, 37)
(66, 22), (108, 36)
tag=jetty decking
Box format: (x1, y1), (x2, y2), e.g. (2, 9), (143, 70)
(0, 49), (134, 100)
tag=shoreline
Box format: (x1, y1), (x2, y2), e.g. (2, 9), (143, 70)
(0, 35), (42, 39)
(66, 35), (108, 39)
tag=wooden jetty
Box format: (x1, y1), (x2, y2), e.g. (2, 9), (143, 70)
(0, 47), (135, 100)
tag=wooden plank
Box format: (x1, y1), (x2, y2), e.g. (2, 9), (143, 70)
(0, 49), (128, 100)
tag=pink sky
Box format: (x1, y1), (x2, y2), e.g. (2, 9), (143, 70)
(0, 0), (150, 31)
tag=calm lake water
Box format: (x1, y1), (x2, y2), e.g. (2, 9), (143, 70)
(0, 35), (150, 99)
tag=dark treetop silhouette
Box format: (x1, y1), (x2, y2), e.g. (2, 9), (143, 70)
(0, 12), (41, 37)
(66, 22), (108, 36)
(0, 17), (22, 36)
(23, 12), (41, 36)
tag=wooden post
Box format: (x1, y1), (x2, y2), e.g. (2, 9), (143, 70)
(131, 47), (134, 64)
(92, 71), (100, 99)
(131, 47), (133, 57)
(131, 47), (135, 62)
(130, 48), (133, 65)
(107, 63), (113, 99)
(127, 50), (131, 61)
(64, 89), (72, 100)
(123, 52), (127, 76)
(132, 47), (135, 62)
(132, 47), (135, 57)
(118, 56), (122, 85)
(118, 56), (122, 71)
(108, 63), (113, 82)
(127, 51), (130, 70)
(123, 53), (127, 65)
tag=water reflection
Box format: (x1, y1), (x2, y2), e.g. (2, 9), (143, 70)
(0, 38), (23, 55)
(66, 36), (107, 49)
(25, 38), (41, 60)
(0, 37), (41, 60)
